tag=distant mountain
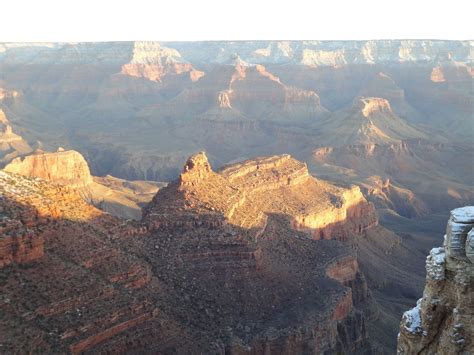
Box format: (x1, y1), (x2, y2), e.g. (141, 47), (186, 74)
(316, 96), (427, 146)
(1, 40), (471, 66)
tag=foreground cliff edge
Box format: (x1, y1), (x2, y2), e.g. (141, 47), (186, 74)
(397, 206), (474, 354)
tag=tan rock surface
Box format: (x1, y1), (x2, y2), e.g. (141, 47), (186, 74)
(4, 149), (93, 187)
(4, 149), (162, 219)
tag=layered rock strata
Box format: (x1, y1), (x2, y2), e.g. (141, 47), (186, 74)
(397, 206), (474, 354)
(4, 148), (93, 187)
(1, 152), (380, 353)
(0, 170), (161, 353)
(139, 152), (377, 352)
(3, 149), (160, 219)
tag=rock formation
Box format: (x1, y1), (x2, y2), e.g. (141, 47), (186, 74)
(0, 39), (472, 353)
(3, 149), (161, 219)
(0, 152), (382, 353)
(0, 109), (33, 164)
(120, 41), (204, 82)
(397, 206), (474, 354)
(145, 152), (377, 240)
(0, 170), (101, 269)
(314, 96), (427, 146)
(0, 170), (159, 353)
(4, 148), (92, 187)
(140, 152), (377, 353)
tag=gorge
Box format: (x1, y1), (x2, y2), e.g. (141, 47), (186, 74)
(0, 40), (472, 353)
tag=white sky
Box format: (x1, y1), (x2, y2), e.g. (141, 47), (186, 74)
(1, 0), (472, 42)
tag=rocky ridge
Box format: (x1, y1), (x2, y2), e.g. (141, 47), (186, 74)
(145, 152), (377, 239)
(139, 152), (377, 352)
(0, 152), (382, 353)
(3, 40), (469, 66)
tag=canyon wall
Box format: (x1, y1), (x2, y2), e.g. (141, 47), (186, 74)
(4, 148), (93, 187)
(397, 206), (474, 354)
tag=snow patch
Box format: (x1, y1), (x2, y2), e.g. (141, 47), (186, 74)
(426, 247), (446, 280)
(402, 298), (423, 334)
(450, 206), (474, 224)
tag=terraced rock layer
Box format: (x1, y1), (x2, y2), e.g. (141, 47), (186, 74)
(1, 153), (379, 353)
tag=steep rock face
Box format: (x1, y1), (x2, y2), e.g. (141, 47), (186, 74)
(397, 206), (474, 354)
(120, 42), (204, 82)
(4, 148), (93, 187)
(3, 149), (162, 219)
(358, 176), (429, 218)
(312, 139), (474, 214)
(145, 153), (377, 239)
(0, 170), (101, 269)
(358, 72), (424, 122)
(1, 41), (471, 67)
(141, 61), (328, 127)
(0, 170), (161, 353)
(179, 151), (213, 185)
(165, 40), (472, 66)
(228, 64), (328, 122)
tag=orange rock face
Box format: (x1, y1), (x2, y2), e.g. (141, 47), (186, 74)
(0, 153), (378, 353)
(0, 233), (44, 268)
(430, 66), (446, 82)
(4, 149), (93, 187)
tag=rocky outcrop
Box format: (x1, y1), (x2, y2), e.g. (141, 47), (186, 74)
(345, 97), (426, 143)
(4, 148), (93, 187)
(146, 153), (377, 238)
(120, 41), (204, 82)
(0, 170), (163, 353)
(397, 206), (474, 354)
(0, 88), (20, 100)
(179, 151), (213, 186)
(0, 232), (44, 268)
(0, 170), (101, 269)
(292, 186), (378, 240)
(430, 66), (446, 82)
(3, 149), (162, 219)
(357, 97), (393, 118)
(139, 153), (376, 352)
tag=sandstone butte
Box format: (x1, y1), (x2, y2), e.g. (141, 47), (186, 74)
(0, 152), (381, 353)
(3, 148), (160, 220)
(4, 148), (93, 187)
(397, 206), (474, 354)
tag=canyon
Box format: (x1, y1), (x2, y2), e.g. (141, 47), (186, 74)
(0, 40), (472, 353)
(0, 151), (432, 353)
(0, 153), (382, 353)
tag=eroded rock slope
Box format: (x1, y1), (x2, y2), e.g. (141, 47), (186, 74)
(1, 152), (380, 353)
